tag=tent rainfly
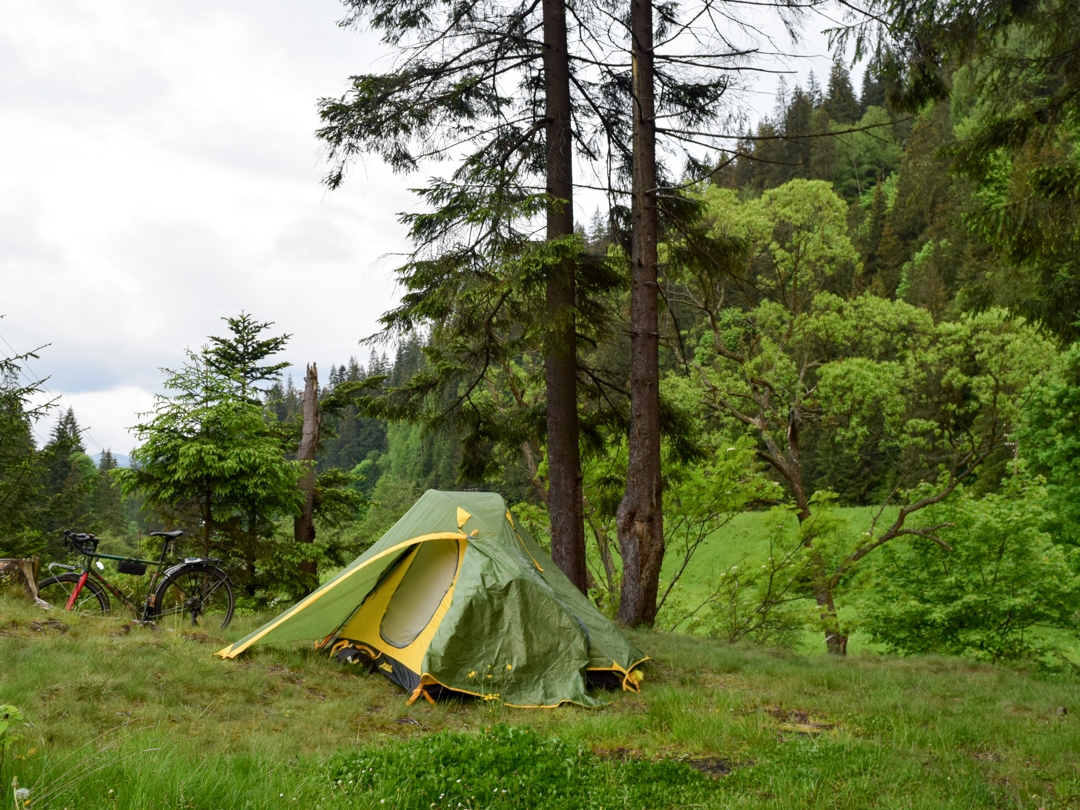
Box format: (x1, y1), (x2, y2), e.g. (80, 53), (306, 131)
(217, 490), (648, 707)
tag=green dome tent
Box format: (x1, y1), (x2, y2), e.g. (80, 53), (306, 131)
(217, 490), (647, 707)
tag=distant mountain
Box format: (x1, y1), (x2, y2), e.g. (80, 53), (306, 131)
(91, 451), (132, 469)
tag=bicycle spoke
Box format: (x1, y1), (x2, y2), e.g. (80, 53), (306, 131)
(152, 565), (234, 630)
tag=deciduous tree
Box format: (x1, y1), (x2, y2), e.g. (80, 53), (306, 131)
(674, 179), (1057, 652)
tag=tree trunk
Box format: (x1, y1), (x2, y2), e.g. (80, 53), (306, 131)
(0, 558), (41, 602)
(295, 363), (320, 594)
(795, 507), (848, 655)
(617, 0), (664, 627)
(816, 582), (848, 655)
(542, 0), (588, 594)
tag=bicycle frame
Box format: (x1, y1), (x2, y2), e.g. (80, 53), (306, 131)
(49, 538), (176, 620)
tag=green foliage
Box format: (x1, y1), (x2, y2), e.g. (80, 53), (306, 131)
(92, 450), (128, 537)
(0, 704), (24, 780)
(1021, 341), (1080, 545)
(117, 349), (301, 591)
(317, 356), (389, 475)
(692, 179), (861, 312)
(865, 474), (1080, 661)
(681, 506), (816, 647)
(0, 349), (50, 556)
(327, 725), (720, 809)
(354, 474), (420, 542)
(39, 408), (96, 538)
(676, 180), (1058, 648)
(830, 106), (903, 200)
(844, 0), (1080, 339)
(206, 312), (291, 402)
(248, 469), (370, 603)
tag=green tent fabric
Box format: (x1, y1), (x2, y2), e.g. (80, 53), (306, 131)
(217, 490), (647, 707)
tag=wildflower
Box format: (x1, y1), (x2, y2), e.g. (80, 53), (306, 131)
(506, 664), (512, 670)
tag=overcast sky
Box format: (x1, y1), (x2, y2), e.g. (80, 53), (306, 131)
(0, 0), (840, 456)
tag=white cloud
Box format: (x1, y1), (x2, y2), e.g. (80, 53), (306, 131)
(49, 385), (159, 456)
(0, 0), (413, 448)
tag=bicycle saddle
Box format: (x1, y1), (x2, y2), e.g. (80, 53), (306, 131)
(149, 530), (184, 538)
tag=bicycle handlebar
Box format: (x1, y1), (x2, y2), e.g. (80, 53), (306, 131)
(62, 530), (99, 555)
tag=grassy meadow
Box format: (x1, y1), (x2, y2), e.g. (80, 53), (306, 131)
(654, 507), (889, 653)
(2, 589), (1079, 809)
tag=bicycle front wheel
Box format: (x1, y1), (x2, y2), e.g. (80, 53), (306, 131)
(36, 573), (111, 615)
(151, 564), (234, 630)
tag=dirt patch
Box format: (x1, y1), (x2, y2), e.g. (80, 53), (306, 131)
(765, 704), (836, 735)
(268, 664), (305, 685)
(29, 619), (69, 634)
(180, 632), (218, 644)
(686, 757), (732, 777)
(593, 746), (733, 778)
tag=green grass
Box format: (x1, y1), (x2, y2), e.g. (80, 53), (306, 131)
(660, 507), (894, 586)
(655, 507), (896, 653)
(2, 594), (1079, 809)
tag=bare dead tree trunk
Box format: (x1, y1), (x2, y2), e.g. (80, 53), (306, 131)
(543, 0), (588, 594)
(617, 0), (664, 627)
(0, 558), (41, 601)
(295, 362), (320, 593)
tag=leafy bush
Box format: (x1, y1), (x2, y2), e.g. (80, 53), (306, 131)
(863, 475), (1080, 661)
(1022, 340), (1080, 545)
(327, 725), (720, 809)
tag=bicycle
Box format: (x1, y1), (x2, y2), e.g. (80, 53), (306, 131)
(36, 530), (235, 630)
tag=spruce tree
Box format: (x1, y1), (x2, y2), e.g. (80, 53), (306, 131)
(93, 449), (128, 536)
(0, 348), (52, 555)
(846, 0), (1080, 339)
(207, 312), (291, 402)
(859, 65), (886, 113)
(40, 407), (94, 534)
(824, 60), (861, 124)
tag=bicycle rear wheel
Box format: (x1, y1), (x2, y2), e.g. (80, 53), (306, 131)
(36, 574), (111, 615)
(151, 564), (234, 630)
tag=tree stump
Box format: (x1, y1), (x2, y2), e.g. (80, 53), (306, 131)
(0, 558), (42, 601)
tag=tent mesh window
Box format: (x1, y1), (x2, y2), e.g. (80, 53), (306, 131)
(379, 539), (459, 648)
